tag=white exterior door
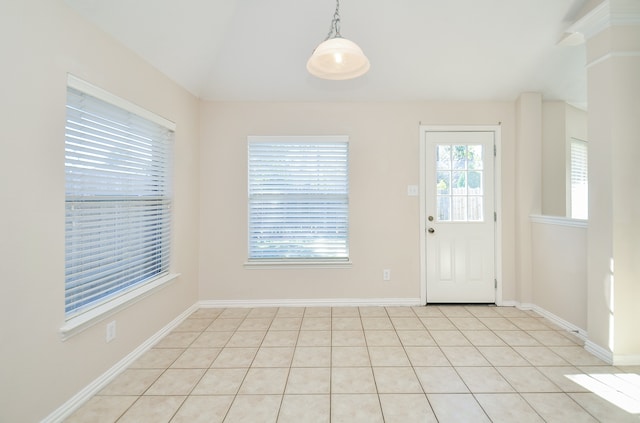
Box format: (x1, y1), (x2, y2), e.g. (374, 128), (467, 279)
(424, 130), (496, 303)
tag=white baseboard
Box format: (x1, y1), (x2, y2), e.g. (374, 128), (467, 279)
(520, 303), (588, 340)
(612, 354), (640, 366)
(585, 340), (614, 364)
(199, 298), (423, 308)
(42, 303), (199, 423)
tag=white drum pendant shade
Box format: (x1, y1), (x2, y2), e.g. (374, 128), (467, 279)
(307, 37), (370, 80)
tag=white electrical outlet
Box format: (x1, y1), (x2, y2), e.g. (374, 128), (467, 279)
(407, 185), (419, 196)
(383, 269), (391, 281)
(106, 320), (116, 342)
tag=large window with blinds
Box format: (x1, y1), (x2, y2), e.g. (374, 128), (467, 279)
(248, 136), (349, 261)
(64, 76), (174, 320)
(570, 138), (588, 219)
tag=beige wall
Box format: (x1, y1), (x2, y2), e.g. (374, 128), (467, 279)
(198, 101), (517, 303)
(0, 2), (200, 421)
(532, 220), (588, 329)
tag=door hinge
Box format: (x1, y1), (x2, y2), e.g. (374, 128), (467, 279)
(493, 145), (497, 157)
(494, 279), (497, 289)
(494, 212), (497, 222)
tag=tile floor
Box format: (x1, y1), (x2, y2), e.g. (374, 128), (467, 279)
(66, 305), (640, 422)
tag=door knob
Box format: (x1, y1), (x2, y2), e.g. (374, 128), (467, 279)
(428, 228), (435, 233)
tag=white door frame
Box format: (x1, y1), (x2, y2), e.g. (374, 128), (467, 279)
(419, 125), (503, 305)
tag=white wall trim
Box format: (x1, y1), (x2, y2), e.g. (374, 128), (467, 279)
(530, 214), (588, 228)
(199, 298), (422, 309)
(585, 340), (614, 365)
(42, 303), (198, 423)
(612, 354), (640, 366)
(520, 302), (588, 340)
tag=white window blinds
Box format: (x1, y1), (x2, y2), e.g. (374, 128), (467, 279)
(570, 138), (588, 219)
(248, 137), (349, 260)
(65, 80), (173, 319)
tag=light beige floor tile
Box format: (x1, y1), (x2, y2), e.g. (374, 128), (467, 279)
(332, 330), (366, 346)
(569, 392), (640, 422)
(65, 395), (137, 423)
(268, 318), (301, 331)
(304, 307), (331, 317)
(405, 346), (450, 366)
(246, 307), (278, 318)
(379, 393), (437, 423)
(117, 396), (185, 423)
(441, 346), (490, 366)
(171, 395), (233, 423)
(461, 330), (506, 346)
(464, 306), (502, 318)
(427, 393), (490, 422)
(190, 331), (233, 348)
(130, 348), (183, 369)
(332, 306), (361, 316)
(420, 317), (457, 331)
(225, 331), (265, 347)
(296, 330), (331, 346)
(497, 366), (561, 392)
(301, 317), (331, 330)
(372, 366), (423, 393)
(495, 307), (531, 318)
(430, 330), (472, 346)
(478, 317), (520, 331)
(414, 367), (469, 393)
(386, 306), (417, 317)
(550, 346), (607, 366)
(514, 346), (569, 366)
(332, 367), (377, 393)
(145, 369), (205, 395)
(364, 330), (401, 346)
(522, 393), (598, 422)
(292, 346), (331, 367)
(206, 318), (243, 331)
(237, 317), (272, 331)
(285, 367), (331, 394)
(275, 307), (305, 317)
(238, 367), (289, 394)
(154, 332), (199, 348)
(189, 308), (224, 319)
(439, 306), (474, 318)
(191, 368), (247, 395)
(359, 306), (389, 317)
(509, 317), (551, 331)
(528, 330), (580, 346)
(332, 317), (362, 330)
(173, 318), (213, 332)
(261, 330), (298, 347)
(332, 346), (371, 366)
(251, 346), (294, 367)
(361, 317), (394, 330)
(477, 346), (530, 366)
(474, 393), (544, 422)
(210, 347), (257, 368)
(99, 369), (163, 395)
(368, 346), (411, 366)
(331, 394), (384, 423)
(278, 394), (330, 423)
(170, 348), (220, 368)
(494, 330), (541, 346)
(397, 330), (437, 346)
(219, 308), (251, 318)
(391, 317), (425, 330)
(536, 366), (591, 392)
(455, 367), (514, 393)
(413, 306), (445, 317)
(224, 394), (282, 423)
(450, 317), (488, 330)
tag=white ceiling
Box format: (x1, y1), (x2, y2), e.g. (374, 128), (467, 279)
(65, 0), (589, 105)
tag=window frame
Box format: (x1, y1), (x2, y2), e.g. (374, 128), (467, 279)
(60, 75), (179, 339)
(568, 137), (588, 220)
(245, 136), (351, 268)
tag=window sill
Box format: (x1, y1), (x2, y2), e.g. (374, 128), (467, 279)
(244, 260), (352, 270)
(60, 273), (180, 341)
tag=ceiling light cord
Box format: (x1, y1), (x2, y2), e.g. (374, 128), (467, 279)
(325, 0), (342, 40)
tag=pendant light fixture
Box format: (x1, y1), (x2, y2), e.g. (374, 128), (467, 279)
(307, 0), (370, 80)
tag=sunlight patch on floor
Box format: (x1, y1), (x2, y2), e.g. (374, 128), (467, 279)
(566, 373), (640, 414)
